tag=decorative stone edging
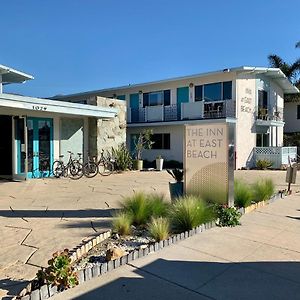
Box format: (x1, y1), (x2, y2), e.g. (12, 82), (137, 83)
(19, 221), (217, 300)
(237, 191), (284, 215)
(19, 191), (287, 300)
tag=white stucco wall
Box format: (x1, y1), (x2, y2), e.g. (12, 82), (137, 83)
(235, 74), (256, 169)
(98, 72), (236, 105)
(127, 125), (184, 162)
(284, 101), (300, 133)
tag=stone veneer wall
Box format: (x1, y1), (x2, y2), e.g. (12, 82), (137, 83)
(87, 96), (126, 158)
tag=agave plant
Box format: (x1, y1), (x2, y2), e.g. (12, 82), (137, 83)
(167, 168), (184, 182)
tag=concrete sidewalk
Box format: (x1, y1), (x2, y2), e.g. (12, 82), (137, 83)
(53, 192), (300, 300)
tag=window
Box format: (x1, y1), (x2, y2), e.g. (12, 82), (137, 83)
(198, 81), (232, 102)
(297, 105), (300, 119)
(149, 91), (164, 106)
(258, 90), (268, 109)
(204, 83), (222, 101)
(195, 85), (203, 101)
(143, 90), (171, 107)
(151, 133), (170, 149)
(223, 81), (232, 100)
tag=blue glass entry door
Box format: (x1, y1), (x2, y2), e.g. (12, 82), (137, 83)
(27, 118), (53, 178)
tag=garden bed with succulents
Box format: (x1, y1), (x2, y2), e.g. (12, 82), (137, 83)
(17, 177), (287, 300)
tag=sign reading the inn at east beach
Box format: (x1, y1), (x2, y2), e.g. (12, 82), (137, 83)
(184, 122), (235, 206)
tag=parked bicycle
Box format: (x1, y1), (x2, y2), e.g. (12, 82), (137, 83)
(52, 151), (83, 180)
(83, 149), (114, 177)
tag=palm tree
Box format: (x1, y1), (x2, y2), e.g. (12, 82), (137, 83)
(267, 54), (300, 86)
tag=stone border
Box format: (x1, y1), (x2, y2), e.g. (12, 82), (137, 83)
(237, 191), (284, 215)
(68, 231), (112, 263)
(19, 191), (287, 300)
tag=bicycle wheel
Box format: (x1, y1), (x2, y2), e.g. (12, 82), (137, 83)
(98, 161), (114, 176)
(69, 161), (84, 180)
(83, 161), (98, 178)
(52, 161), (64, 178)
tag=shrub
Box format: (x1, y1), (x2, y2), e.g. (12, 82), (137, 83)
(167, 169), (184, 182)
(111, 143), (133, 171)
(234, 180), (253, 208)
(252, 179), (275, 202)
(148, 217), (170, 242)
(36, 249), (78, 290)
(121, 192), (170, 226)
(214, 205), (241, 227)
(122, 192), (150, 226)
(169, 196), (212, 231)
(147, 193), (170, 218)
(256, 159), (273, 170)
(112, 212), (132, 235)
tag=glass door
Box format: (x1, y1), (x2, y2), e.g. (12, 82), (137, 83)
(27, 118), (53, 178)
(14, 117), (27, 180)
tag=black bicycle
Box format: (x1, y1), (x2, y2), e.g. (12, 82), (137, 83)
(83, 149), (114, 177)
(52, 151), (83, 180)
(82, 152), (98, 178)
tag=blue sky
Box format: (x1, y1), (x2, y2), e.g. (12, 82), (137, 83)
(2, 0), (300, 97)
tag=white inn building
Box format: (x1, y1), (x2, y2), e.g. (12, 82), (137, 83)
(54, 66), (299, 169)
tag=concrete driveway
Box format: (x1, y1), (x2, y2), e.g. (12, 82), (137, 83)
(0, 170), (298, 298)
(0, 171), (170, 298)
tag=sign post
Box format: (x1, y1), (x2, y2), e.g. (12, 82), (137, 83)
(184, 121), (235, 206)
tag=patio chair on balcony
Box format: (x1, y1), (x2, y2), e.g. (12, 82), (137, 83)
(258, 108), (268, 120)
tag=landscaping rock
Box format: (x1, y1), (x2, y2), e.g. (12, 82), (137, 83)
(105, 246), (126, 261)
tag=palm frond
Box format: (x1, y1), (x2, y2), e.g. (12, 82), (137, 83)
(296, 41), (300, 48)
(268, 54), (285, 68)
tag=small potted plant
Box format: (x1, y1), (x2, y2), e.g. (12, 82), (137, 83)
(167, 168), (184, 201)
(133, 129), (153, 170)
(156, 155), (164, 171)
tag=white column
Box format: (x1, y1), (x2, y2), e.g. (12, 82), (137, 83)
(189, 84), (194, 102)
(0, 74), (2, 93)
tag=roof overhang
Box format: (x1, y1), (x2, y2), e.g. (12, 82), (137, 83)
(0, 93), (117, 118)
(237, 66), (299, 94)
(0, 65), (34, 84)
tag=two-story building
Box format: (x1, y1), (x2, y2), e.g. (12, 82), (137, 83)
(0, 64), (125, 180)
(54, 66), (299, 169)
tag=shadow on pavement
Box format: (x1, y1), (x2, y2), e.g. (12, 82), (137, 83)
(0, 278), (28, 300)
(0, 209), (119, 218)
(72, 259), (300, 300)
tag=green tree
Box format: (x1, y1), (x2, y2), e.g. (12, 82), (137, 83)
(267, 54), (300, 86)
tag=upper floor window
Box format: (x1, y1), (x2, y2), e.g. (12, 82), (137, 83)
(143, 90), (170, 107)
(258, 90), (268, 109)
(195, 81), (232, 102)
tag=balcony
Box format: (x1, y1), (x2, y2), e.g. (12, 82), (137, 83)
(128, 99), (236, 124)
(255, 106), (284, 126)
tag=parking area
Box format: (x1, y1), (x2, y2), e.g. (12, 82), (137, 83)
(0, 170), (298, 298)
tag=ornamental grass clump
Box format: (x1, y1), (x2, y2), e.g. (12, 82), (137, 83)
(169, 196), (211, 232)
(148, 217), (170, 242)
(147, 193), (170, 218)
(234, 180), (253, 208)
(252, 178), (275, 203)
(121, 192), (150, 226)
(112, 212), (133, 236)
